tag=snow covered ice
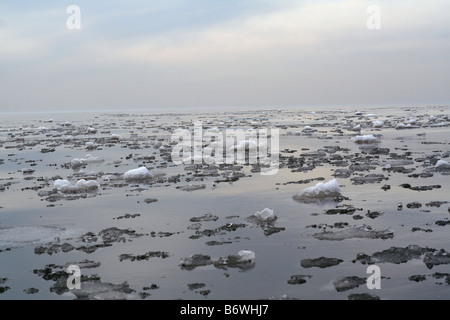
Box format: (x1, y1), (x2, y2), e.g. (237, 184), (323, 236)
(351, 134), (378, 143)
(237, 250), (255, 261)
(54, 179), (100, 193)
(123, 167), (151, 180)
(293, 179), (342, 203)
(253, 208), (275, 221)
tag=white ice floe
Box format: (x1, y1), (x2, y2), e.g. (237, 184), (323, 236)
(372, 120), (384, 128)
(70, 154), (104, 167)
(351, 134), (377, 143)
(293, 178), (342, 202)
(237, 250), (255, 261)
(54, 179), (100, 192)
(124, 167), (151, 180)
(396, 123), (418, 129)
(435, 160), (450, 169)
(302, 126), (316, 132)
(254, 208), (276, 221)
(85, 142), (97, 149)
(123, 167), (165, 180)
(110, 134), (121, 140)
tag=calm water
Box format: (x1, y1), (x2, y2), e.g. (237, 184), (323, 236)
(0, 105), (449, 300)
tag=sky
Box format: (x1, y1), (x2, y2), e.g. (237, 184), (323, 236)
(0, 0), (449, 113)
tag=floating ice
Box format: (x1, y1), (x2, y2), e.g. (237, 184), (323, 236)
(110, 134), (121, 140)
(253, 208), (275, 221)
(85, 142), (97, 150)
(396, 123), (418, 129)
(372, 121), (384, 128)
(123, 167), (151, 180)
(351, 134), (377, 143)
(293, 179), (342, 202)
(54, 179), (100, 193)
(435, 160), (450, 170)
(0, 226), (74, 248)
(70, 154), (104, 167)
(313, 225), (393, 241)
(237, 250), (255, 261)
(302, 126), (316, 132)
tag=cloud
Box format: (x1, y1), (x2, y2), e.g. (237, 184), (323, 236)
(0, 0), (449, 111)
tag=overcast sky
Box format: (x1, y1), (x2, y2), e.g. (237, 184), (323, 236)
(1, 0), (449, 113)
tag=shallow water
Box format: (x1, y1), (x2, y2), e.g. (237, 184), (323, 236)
(0, 105), (449, 300)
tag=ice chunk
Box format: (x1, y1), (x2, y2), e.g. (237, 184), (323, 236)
(85, 142), (97, 150)
(110, 134), (121, 140)
(237, 250), (255, 261)
(0, 226), (74, 248)
(293, 179), (342, 202)
(302, 126), (316, 132)
(254, 208), (275, 221)
(435, 160), (450, 170)
(351, 134), (377, 143)
(54, 179), (72, 190)
(372, 120), (384, 128)
(54, 179), (100, 193)
(396, 123), (418, 129)
(313, 225), (394, 241)
(123, 167), (151, 180)
(70, 154), (104, 167)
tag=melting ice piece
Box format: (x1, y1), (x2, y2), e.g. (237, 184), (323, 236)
(54, 179), (100, 193)
(351, 134), (377, 143)
(124, 167), (151, 180)
(435, 160), (450, 170)
(70, 154), (104, 167)
(293, 179), (342, 203)
(372, 121), (384, 128)
(313, 225), (394, 241)
(253, 208), (275, 221)
(237, 250), (255, 261)
(110, 134), (121, 140)
(0, 226), (75, 248)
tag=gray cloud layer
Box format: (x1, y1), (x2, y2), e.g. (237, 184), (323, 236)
(1, 0), (449, 112)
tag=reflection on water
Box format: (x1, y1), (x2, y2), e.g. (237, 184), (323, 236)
(0, 105), (449, 300)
